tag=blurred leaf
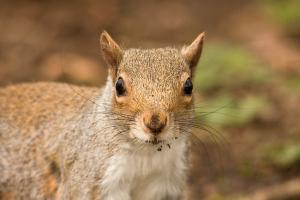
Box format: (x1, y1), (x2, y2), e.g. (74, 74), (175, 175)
(194, 43), (270, 92)
(283, 75), (300, 94)
(263, 0), (300, 34)
(195, 94), (234, 126)
(196, 95), (268, 127)
(263, 143), (300, 169)
(237, 96), (268, 125)
(239, 160), (257, 178)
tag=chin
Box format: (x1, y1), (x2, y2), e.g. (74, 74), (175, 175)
(130, 129), (178, 149)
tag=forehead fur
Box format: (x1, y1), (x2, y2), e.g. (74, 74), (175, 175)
(120, 48), (188, 79)
(118, 47), (190, 109)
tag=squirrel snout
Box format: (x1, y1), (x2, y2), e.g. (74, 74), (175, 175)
(143, 112), (168, 135)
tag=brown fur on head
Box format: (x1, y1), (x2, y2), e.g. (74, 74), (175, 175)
(100, 31), (204, 145)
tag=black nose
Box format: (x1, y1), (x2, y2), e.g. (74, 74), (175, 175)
(146, 114), (166, 135)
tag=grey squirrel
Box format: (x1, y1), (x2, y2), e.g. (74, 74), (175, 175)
(0, 31), (205, 200)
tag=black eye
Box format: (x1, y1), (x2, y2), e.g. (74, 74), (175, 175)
(183, 78), (193, 95)
(116, 77), (126, 96)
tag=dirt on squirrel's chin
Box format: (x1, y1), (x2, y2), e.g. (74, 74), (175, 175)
(139, 135), (177, 152)
(145, 137), (163, 145)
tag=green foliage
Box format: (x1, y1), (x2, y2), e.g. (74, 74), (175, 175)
(239, 160), (257, 179)
(283, 75), (300, 95)
(193, 42), (271, 127)
(237, 96), (268, 125)
(194, 43), (270, 92)
(195, 95), (234, 126)
(263, 142), (300, 169)
(263, 0), (300, 34)
(196, 95), (268, 127)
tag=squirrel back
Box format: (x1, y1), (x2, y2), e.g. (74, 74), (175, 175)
(0, 83), (100, 199)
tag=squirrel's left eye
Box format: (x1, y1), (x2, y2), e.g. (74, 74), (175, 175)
(116, 77), (126, 96)
(183, 78), (193, 96)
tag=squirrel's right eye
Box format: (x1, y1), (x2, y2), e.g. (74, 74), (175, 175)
(116, 77), (126, 96)
(183, 78), (193, 96)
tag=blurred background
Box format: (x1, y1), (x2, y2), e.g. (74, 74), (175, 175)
(0, 0), (300, 199)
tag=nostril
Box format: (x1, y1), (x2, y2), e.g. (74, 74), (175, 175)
(146, 123), (165, 135)
(150, 114), (160, 127)
(146, 114), (166, 135)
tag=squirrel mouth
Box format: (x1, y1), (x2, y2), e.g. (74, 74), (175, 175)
(145, 137), (163, 145)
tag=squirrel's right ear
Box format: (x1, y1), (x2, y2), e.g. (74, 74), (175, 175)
(181, 32), (205, 75)
(100, 31), (123, 71)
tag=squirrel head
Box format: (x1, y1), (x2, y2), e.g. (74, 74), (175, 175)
(100, 31), (204, 146)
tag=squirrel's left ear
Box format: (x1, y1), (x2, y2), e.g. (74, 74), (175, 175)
(100, 31), (123, 72)
(181, 32), (205, 75)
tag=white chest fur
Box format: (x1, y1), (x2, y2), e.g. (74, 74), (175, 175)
(101, 138), (188, 200)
